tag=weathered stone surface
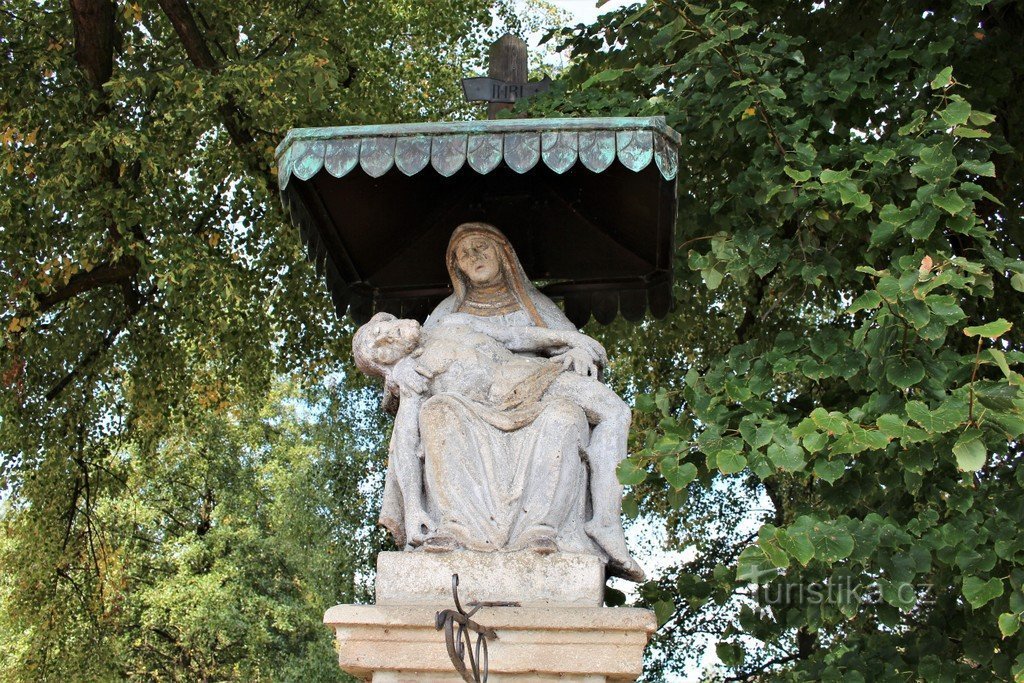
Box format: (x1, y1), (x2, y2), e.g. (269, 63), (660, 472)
(324, 604), (656, 682)
(352, 223), (645, 582)
(375, 550), (604, 607)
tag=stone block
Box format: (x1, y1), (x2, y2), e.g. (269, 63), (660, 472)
(375, 550), (605, 607)
(324, 604), (656, 682)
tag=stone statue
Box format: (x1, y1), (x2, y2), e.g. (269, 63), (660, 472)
(353, 222), (643, 581)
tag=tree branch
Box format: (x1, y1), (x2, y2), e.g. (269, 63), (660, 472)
(724, 651), (801, 681)
(36, 256), (140, 312)
(155, 0), (283, 194)
(45, 284), (155, 402)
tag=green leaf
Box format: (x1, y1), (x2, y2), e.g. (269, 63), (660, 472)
(930, 66), (953, 89)
(715, 642), (745, 667)
(814, 457), (847, 484)
(964, 318), (1013, 338)
(932, 190), (967, 216)
(736, 546), (777, 583)
(843, 292), (884, 317)
(1011, 273), (1024, 292)
(978, 381), (1024, 412)
(902, 299), (931, 330)
(952, 432), (986, 472)
(911, 143), (957, 183)
(616, 458), (648, 485)
(622, 493), (639, 519)
(717, 450), (747, 475)
(784, 166), (811, 182)
(655, 388), (671, 416)
(877, 276), (902, 302)
(953, 126), (991, 139)
(865, 148), (896, 165)
(819, 168), (850, 183)
(660, 458), (697, 490)
(906, 400), (963, 434)
(879, 203), (916, 226)
(988, 349), (1013, 380)
(702, 267), (724, 290)
(998, 613), (1021, 638)
(757, 526), (790, 568)
(811, 524), (855, 563)
(810, 407), (848, 435)
(960, 160), (996, 177)
(634, 393), (657, 413)
(803, 431), (829, 452)
(581, 68), (626, 88)
(877, 414), (929, 442)
(968, 110), (997, 126)
(939, 99), (972, 127)
(778, 529), (815, 566)
(767, 441), (806, 472)
(962, 576), (1004, 609)
(886, 356), (925, 389)
(653, 599), (675, 626)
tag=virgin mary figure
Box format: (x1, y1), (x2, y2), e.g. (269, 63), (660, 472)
(366, 222), (643, 581)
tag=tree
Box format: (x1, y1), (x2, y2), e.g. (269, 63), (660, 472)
(0, 376), (389, 680)
(529, 0), (1024, 680)
(0, 1), (501, 679)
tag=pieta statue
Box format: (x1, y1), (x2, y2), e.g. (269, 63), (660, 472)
(353, 222), (644, 581)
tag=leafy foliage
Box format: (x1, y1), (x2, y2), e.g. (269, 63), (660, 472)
(0, 0), (512, 679)
(530, 0), (1024, 679)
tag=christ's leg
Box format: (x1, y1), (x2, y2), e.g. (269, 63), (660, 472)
(547, 374), (644, 581)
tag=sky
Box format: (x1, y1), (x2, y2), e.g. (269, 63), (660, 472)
(548, 0), (639, 25)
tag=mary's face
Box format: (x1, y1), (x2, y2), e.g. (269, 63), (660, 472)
(454, 235), (501, 286)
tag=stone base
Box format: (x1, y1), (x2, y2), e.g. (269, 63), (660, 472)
(375, 550), (605, 607)
(324, 604), (656, 682)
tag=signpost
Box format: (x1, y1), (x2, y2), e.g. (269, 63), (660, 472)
(465, 34), (552, 119)
(461, 75), (552, 105)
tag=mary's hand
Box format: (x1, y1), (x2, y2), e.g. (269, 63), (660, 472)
(552, 346), (600, 377)
(552, 331), (607, 367)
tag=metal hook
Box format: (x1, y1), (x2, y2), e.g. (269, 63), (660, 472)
(435, 573), (507, 683)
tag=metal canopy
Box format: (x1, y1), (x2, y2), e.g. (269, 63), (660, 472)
(275, 117), (680, 327)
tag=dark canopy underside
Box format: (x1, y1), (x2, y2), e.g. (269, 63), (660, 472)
(276, 117), (680, 327)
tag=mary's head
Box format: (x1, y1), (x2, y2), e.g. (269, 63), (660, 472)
(445, 222), (545, 326)
(451, 230), (503, 288)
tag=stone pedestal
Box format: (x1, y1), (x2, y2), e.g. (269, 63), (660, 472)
(325, 551), (656, 682)
(376, 550), (605, 607)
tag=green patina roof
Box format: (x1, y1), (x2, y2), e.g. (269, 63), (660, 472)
(275, 116), (681, 326)
(276, 117), (680, 191)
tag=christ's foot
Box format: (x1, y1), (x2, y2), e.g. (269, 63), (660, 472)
(585, 521), (646, 582)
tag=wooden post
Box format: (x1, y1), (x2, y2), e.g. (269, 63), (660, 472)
(487, 34), (528, 120)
